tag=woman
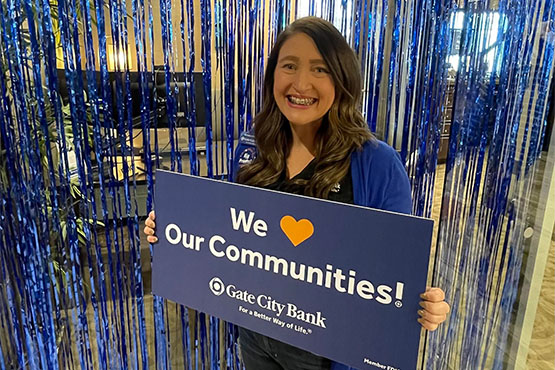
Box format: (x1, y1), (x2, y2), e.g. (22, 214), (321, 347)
(145, 16), (449, 370)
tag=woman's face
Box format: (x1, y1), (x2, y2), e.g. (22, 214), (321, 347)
(273, 32), (335, 129)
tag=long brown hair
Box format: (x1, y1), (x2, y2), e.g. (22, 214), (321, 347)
(236, 17), (374, 198)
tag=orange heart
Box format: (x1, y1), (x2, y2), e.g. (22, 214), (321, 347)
(280, 215), (314, 247)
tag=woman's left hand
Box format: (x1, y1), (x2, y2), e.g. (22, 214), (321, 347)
(417, 287), (450, 331)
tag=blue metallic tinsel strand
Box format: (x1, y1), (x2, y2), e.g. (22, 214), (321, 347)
(56, 0), (96, 364)
(72, 0), (118, 365)
(159, 0), (180, 173)
(154, 0), (178, 364)
(200, 0), (214, 178)
(130, 0), (151, 362)
(0, 4), (40, 367)
(114, 0), (149, 365)
(225, 0), (236, 181)
(92, 0), (128, 363)
(107, 0), (138, 363)
(186, 0), (200, 176)
(20, 0), (62, 366)
(237, 0), (245, 136)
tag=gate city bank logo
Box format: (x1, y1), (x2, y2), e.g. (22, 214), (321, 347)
(208, 276), (328, 328)
(209, 277), (225, 296)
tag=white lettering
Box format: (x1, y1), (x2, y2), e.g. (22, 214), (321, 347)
(306, 266), (323, 285)
(209, 235), (226, 257)
(230, 208), (255, 233)
(376, 285), (393, 304)
(395, 282), (404, 300)
(182, 233), (194, 249)
(356, 280), (375, 300)
(226, 285), (255, 304)
(195, 237), (204, 251)
(272, 317), (286, 327)
(333, 268), (347, 292)
(165, 224), (181, 245)
(240, 249), (264, 268)
(226, 244), (241, 262)
(286, 303), (326, 328)
(253, 219), (267, 237)
(230, 208), (267, 237)
(165, 224), (204, 251)
(264, 255), (288, 276)
(176, 225), (402, 305)
(363, 358), (387, 369)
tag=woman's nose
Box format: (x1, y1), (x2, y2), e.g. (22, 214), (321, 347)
(292, 69), (312, 92)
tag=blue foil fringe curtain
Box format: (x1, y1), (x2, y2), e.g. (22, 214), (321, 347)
(0, 0), (553, 368)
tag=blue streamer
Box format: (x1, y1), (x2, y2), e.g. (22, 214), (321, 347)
(200, 0), (214, 178)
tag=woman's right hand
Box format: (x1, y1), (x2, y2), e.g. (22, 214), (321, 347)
(144, 210), (158, 243)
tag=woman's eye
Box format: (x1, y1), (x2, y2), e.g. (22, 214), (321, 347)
(283, 64), (296, 70)
(314, 66), (329, 73)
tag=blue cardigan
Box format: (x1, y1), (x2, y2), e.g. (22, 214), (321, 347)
(233, 131), (412, 214)
(233, 132), (413, 369)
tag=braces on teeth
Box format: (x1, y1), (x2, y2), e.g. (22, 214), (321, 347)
(289, 96), (315, 105)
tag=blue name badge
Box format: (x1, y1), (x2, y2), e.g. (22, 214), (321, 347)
(152, 170), (433, 370)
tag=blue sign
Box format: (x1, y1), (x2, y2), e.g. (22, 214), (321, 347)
(152, 170), (433, 370)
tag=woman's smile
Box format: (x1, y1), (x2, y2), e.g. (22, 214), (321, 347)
(287, 94), (318, 108)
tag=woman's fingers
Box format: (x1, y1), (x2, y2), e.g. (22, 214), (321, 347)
(420, 287), (445, 302)
(418, 318), (439, 331)
(145, 217), (156, 228)
(418, 309), (447, 324)
(419, 300), (450, 315)
(144, 211), (157, 243)
(143, 225), (155, 236)
(417, 287), (450, 331)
